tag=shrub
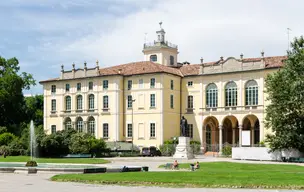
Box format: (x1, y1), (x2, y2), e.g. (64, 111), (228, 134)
(8, 138), (27, 156)
(0, 127), (8, 134)
(0, 145), (10, 156)
(259, 140), (266, 147)
(159, 144), (176, 156)
(25, 161), (37, 167)
(221, 146), (232, 156)
(0, 132), (16, 146)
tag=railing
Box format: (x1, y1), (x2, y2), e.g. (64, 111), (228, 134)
(143, 41), (178, 49)
(201, 105), (264, 113)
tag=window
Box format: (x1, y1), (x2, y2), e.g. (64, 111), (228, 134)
(103, 95), (109, 108)
(187, 124), (193, 138)
(65, 84), (70, 92)
(170, 56), (174, 65)
(88, 117), (95, 135)
(245, 80), (258, 106)
(225, 81), (238, 107)
(188, 81), (193, 87)
(170, 80), (174, 90)
(103, 123), (109, 138)
(64, 118), (72, 130)
(77, 83), (81, 91)
(51, 125), (56, 134)
(76, 117), (83, 132)
(51, 85), (56, 93)
(65, 96), (71, 111)
(88, 94), (94, 109)
(188, 95), (193, 108)
(127, 124), (133, 138)
(150, 94), (155, 108)
(150, 123), (156, 138)
(76, 95), (83, 110)
(150, 78), (155, 88)
(170, 95), (174, 108)
(51, 99), (56, 111)
(139, 79), (143, 88)
(150, 55), (157, 62)
(89, 82), (93, 90)
(128, 80), (132, 90)
(127, 95), (133, 108)
(103, 80), (108, 90)
(206, 83), (218, 108)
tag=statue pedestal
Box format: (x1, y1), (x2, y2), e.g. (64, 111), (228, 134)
(173, 137), (194, 159)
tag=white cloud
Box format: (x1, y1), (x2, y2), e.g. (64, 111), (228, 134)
(1, 0), (304, 94)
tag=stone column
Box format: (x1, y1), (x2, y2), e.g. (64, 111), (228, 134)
(251, 127), (255, 146)
(232, 127), (236, 146)
(84, 121), (87, 133)
(219, 125), (223, 153)
(238, 125), (243, 147)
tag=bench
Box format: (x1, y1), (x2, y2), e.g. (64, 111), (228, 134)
(61, 154), (92, 158)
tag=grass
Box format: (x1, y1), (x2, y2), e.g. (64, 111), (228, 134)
(52, 162), (304, 189)
(0, 156), (109, 164)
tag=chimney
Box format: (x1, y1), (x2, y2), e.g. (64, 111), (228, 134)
(240, 53), (243, 60)
(261, 50), (264, 58)
(220, 56), (224, 61)
(72, 63), (75, 78)
(199, 57), (204, 74)
(84, 61), (87, 77)
(118, 69), (122, 74)
(200, 57), (204, 64)
(95, 60), (99, 75)
(261, 50), (265, 68)
(60, 64), (64, 79)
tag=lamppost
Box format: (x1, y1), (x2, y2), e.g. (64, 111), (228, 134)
(131, 99), (136, 154)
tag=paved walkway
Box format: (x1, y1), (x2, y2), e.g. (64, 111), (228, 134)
(1, 156), (304, 192)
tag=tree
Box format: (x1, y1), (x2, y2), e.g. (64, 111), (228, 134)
(265, 36), (304, 153)
(0, 56), (35, 135)
(24, 95), (43, 126)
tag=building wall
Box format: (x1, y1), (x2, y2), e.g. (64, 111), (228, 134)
(42, 67), (280, 149)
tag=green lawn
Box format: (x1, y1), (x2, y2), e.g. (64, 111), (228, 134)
(52, 162), (304, 189)
(0, 156), (109, 164)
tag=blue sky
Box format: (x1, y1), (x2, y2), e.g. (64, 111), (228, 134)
(0, 0), (303, 95)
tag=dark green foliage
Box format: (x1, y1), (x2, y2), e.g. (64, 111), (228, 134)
(265, 36), (304, 153)
(221, 146), (232, 156)
(0, 56), (35, 135)
(25, 161), (37, 167)
(0, 132), (16, 146)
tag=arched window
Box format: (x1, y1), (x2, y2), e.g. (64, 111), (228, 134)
(225, 81), (237, 107)
(76, 117), (83, 132)
(88, 94), (94, 109)
(170, 55), (174, 65)
(88, 117), (95, 135)
(76, 95), (83, 110)
(65, 96), (71, 111)
(245, 80), (258, 106)
(64, 117), (72, 130)
(150, 55), (157, 62)
(206, 83), (218, 108)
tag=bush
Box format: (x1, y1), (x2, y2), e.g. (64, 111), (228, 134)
(0, 145), (10, 156)
(8, 138), (27, 156)
(221, 146), (232, 156)
(0, 132), (16, 146)
(25, 161), (37, 167)
(0, 127), (8, 134)
(159, 144), (176, 156)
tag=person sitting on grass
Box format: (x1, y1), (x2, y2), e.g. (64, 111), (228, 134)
(172, 160), (179, 169)
(194, 161), (200, 169)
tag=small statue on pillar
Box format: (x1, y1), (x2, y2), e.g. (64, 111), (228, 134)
(180, 116), (188, 137)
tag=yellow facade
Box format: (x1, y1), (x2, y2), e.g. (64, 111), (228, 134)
(40, 23), (286, 152)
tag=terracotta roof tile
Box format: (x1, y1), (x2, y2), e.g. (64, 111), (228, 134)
(39, 56), (287, 83)
(99, 61), (183, 77)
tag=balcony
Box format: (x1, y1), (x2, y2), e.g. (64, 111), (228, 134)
(143, 41), (178, 49)
(200, 105), (263, 115)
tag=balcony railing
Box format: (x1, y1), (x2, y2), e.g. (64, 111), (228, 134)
(143, 40), (178, 49)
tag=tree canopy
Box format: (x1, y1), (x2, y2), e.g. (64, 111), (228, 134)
(265, 36), (304, 152)
(0, 56), (36, 135)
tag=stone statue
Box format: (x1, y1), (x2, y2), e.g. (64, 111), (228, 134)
(180, 116), (188, 137)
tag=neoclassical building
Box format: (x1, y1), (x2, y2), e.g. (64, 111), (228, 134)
(40, 23), (286, 153)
